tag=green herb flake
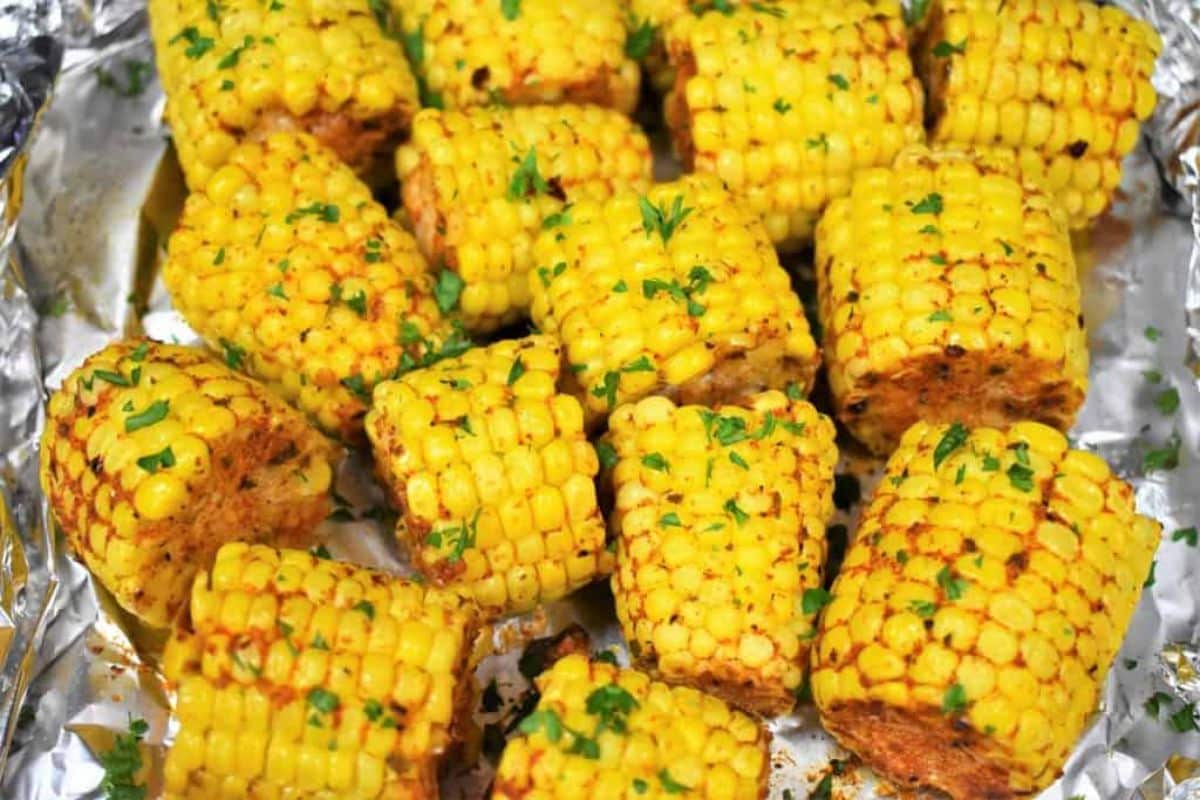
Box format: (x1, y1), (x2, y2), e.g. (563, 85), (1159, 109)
(307, 687), (340, 713)
(285, 202), (339, 224)
(125, 400), (169, 433)
(638, 194), (694, 245)
(911, 192), (944, 215)
(1172, 527), (1198, 547)
(910, 600), (937, 618)
(500, 0), (521, 20)
(941, 683), (968, 715)
(518, 709), (563, 742)
(507, 356), (526, 386)
(434, 268), (465, 314)
(802, 587), (831, 614)
(353, 600), (375, 620)
(929, 309), (952, 322)
(658, 769), (690, 794)
(1145, 325), (1162, 342)
(773, 97), (792, 114)
(723, 498), (749, 526)
(1007, 462), (1035, 492)
(625, 18), (657, 60)
(936, 566), (967, 600)
(827, 73), (850, 91)
(1155, 387), (1180, 415)
(595, 441), (619, 470)
(932, 422), (969, 468)
(170, 26), (215, 59)
(904, 0), (931, 25)
(1144, 434), (1181, 472)
(99, 717), (150, 800)
(641, 452), (669, 472)
(932, 39), (967, 57)
(729, 451), (749, 470)
(136, 446), (176, 474)
(507, 147), (549, 201)
(1144, 691), (1173, 717)
(659, 512), (682, 528)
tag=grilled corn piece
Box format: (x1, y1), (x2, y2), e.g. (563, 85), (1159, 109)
(815, 146), (1087, 455)
(493, 653), (770, 799)
(392, 0), (640, 113)
(918, 0), (1161, 228)
(811, 420), (1160, 798)
(606, 391), (837, 716)
(148, 0), (419, 190)
(529, 175), (819, 424)
(162, 542), (483, 799)
(365, 335), (608, 617)
(662, 0), (926, 249)
(396, 105), (653, 333)
(40, 340), (336, 627)
(162, 131), (461, 444)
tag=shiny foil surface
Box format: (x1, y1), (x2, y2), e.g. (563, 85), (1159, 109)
(0, 0), (1198, 797)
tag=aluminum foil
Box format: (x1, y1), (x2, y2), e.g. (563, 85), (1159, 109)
(1, 0), (1199, 797)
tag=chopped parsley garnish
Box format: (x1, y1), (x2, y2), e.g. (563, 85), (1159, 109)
(425, 510), (481, 563)
(1145, 325), (1162, 342)
(1007, 462), (1035, 492)
(595, 441), (619, 470)
(1144, 560), (1157, 588)
(932, 422), (968, 468)
(343, 289), (367, 314)
(729, 451), (749, 470)
(170, 26), (215, 59)
(217, 35), (254, 69)
(500, 0), (521, 20)
(1144, 433), (1181, 471)
(518, 709), (563, 742)
(936, 566), (967, 600)
(941, 683), (968, 714)
(311, 632), (330, 649)
(125, 400), (169, 433)
(507, 147), (549, 200)
(434, 268), (465, 314)
(723, 498), (748, 526)
(307, 688), (339, 714)
(928, 309), (952, 322)
(99, 717), (150, 800)
(801, 587), (831, 614)
(911, 193), (943, 214)
(904, 0), (930, 25)
(137, 446), (176, 474)
(625, 18), (657, 60)
(659, 512), (682, 527)
(807, 133), (829, 152)
(353, 600), (375, 620)
(1172, 527), (1198, 547)
(536, 261), (567, 288)
(638, 194), (693, 245)
(641, 453), (669, 472)
(96, 60), (152, 98)
(1144, 691), (1173, 717)
(997, 239), (1014, 256)
(1169, 704), (1198, 733)
(93, 369), (131, 387)
(1155, 387), (1180, 414)
(542, 205), (573, 229)
(658, 769), (690, 794)
(585, 684), (638, 735)
(773, 98), (792, 114)
(932, 39), (967, 57)
(285, 202), (339, 223)
(340, 373), (371, 402)
(592, 371), (621, 408)
(910, 600), (937, 618)
(827, 73), (849, 91)
(507, 356), (526, 385)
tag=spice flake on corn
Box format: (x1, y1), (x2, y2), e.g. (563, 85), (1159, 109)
(396, 104), (653, 333)
(530, 175), (819, 424)
(493, 654), (770, 799)
(366, 335), (608, 617)
(811, 420), (1160, 798)
(816, 146), (1087, 455)
(162, 542), (484, 799)
(40, 340), (337, 627)
(162, 132), (462, 444)
(607, 391), (837, 715)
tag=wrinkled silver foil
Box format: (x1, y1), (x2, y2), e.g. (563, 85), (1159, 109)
(0, 0), (1199, 797)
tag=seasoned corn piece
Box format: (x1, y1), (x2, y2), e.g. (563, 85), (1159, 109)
(529, 175), (819, 425)
(365, 336), (608, 617)
(162, 542), (483, 799)
(811, 421), (1160, 798)
(149, 0), (419, 189)
(815, 146), (1087, 455)
(607, 391), (837, 715)
(663, 0), (926, 249)
(40, 340), (337, 627)
(918, 0), (1161, 228)
(397, 105), (653, 332)
(492, 653), (770, 799)
(393, 0), (640, 113)
(162, 131), (462, 444)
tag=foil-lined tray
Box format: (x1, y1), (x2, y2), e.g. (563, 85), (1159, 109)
(0, 0), (1198, 797)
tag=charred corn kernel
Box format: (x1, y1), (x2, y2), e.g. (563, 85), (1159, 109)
(393, 0), (639, 113)
(661, 0), (925, 250)
(365, 336), (608, 617)
(492, 654), (769, 799)
(815, 146), (1087, 455)
(163, 543), (483, 800)
(148, 0), (419, 189)
(163, 132), (463, 444)
(529, 175), (818, 424)
(918, 0), (1161, 228)
(397, 105), (652, 332)
(40, 340), (337, 627)
(812, 421), (1160, 799)
(606, 391), (836, 715)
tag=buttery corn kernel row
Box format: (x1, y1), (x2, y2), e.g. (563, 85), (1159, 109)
(812, 421), (1160, 798)
(493, 654), (770, 799)
(529, 175), (819, 425)
(606, 391), (837, 716)
(163, 132), (460, 444)
(662, 0), (926, 249)
(40, 340), (336, 627)
(816, 146), (1087, 455)
(396, 105), (653, 333)
(148, 0), (419, 189)
(162, 542), (484, 799)
(365, 336), (609, 617)
(918, 0), (1161, 227)
(392, 0), (640, 113)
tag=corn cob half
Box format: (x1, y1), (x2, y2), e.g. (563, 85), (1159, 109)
(40, 340), (337, 627)
(149, 0), (419, 190)
(529, 175), (819, 425)
(162, 131), (462, 444)
(163, 542), (484, 799)
(396, 105), (653, 333)
(815, 146), (1087, 455)
(365, 335), (608, 617)
(493, 653), (770, 799)
(812, 420), (1160, 798)
(606, 391), (837, 716)
(662, 0), (926, 249)
(393, 0), (640, 113)
(918, 0), (1161, 228)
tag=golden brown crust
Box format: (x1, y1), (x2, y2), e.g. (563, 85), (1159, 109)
(255, 108), (411, 187)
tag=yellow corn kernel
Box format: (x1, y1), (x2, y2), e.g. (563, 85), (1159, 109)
(816, 146), (1087, 455)
(812, 420), (1160, 798)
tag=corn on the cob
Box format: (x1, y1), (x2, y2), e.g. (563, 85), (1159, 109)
(493, 653), (770, 799)
(662, 0), (926, 249)
(148, 0), (419, 190)
(529, 175), (819, 425)
(162, 131), (462, 444)
(40, 340), (337, 627)
(606, 391), (837, 716)
(815, 146), (1087, 456)
(162, 542), (483, 799)
(811, 420), (1160, 798)
(392, 0), (640, 113)
(917, 0), (1161, 228)
(365, 335), (608, 618)
(396, 105), (653, 333)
